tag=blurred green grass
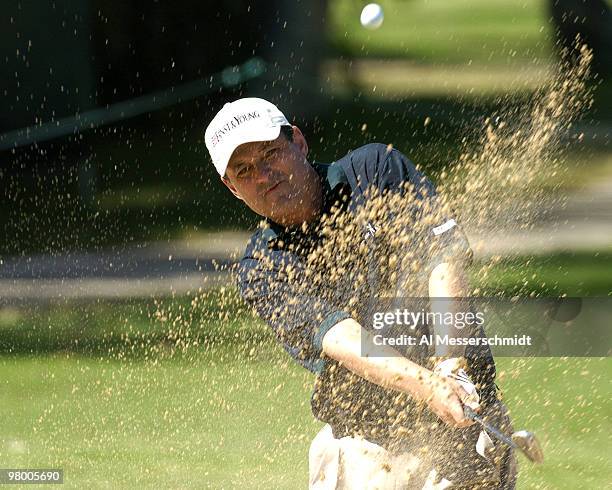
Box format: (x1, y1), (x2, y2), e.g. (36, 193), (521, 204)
(0, 334), (609, 487)
(472, 251), (612, 297)
(328, 0), (552, 63)
(0, 350), (317, 489)
(0, 354), (609, 489)
(1, 253), (610, 487)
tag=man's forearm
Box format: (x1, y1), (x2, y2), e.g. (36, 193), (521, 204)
(321, 317), (434, 402)
(321, 317), (473, 427)
(429, 261), (471, 358)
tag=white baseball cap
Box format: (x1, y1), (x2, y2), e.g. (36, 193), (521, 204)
(205, 97), (290, 176)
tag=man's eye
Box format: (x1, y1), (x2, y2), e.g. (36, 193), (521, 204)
(237, 166), (250, 177)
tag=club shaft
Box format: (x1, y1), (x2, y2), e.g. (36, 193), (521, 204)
(464, 407), (518, 450)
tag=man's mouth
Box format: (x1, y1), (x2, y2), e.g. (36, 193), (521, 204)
(265, 181), (282, 195)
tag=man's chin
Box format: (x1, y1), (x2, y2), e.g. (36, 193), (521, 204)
(267, 208), (289, 223)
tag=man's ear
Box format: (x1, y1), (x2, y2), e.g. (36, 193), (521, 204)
(221, 176), (244, 201)
(291, 125), (309, 158)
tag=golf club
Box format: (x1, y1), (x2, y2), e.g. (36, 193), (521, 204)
(464, 407), (544, 464)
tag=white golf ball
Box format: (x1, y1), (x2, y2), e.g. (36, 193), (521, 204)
(360, 3), (384, 30)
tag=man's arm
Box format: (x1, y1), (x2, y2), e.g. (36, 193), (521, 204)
(429, 262), (469, 297)
(238, 241), (352, 374)
(429, 261), (471, 358)
(240, 240), (473, 428)
(321, 317), (474, 428)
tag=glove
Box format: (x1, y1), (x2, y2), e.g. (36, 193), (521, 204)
(434, 358), (494, 458)
(433, 358), (480, 409)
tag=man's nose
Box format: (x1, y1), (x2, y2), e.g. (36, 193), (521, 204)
(254, 161), (273, 184)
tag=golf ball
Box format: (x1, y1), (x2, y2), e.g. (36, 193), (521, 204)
(360, 3), (384, 30)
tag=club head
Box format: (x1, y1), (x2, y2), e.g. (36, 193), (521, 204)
(511, 430), (544, 464)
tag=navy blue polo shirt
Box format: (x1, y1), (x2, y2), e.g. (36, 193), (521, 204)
(237, 143), (474, 372)
(236, 143), (497, 446)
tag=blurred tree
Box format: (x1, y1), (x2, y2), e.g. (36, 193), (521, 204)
(92, 0), (328, 117)
(92, 0), (263, 105)
(251, 0), (329, 119)
(549, 0), (612, 78)
(0, 0), (95, 212)
(0, 0), (95, 132)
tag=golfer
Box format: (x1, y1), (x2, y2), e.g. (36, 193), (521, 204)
(205, 98), (516, 489)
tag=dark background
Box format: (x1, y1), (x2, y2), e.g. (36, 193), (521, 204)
(1, 0), (610, 255)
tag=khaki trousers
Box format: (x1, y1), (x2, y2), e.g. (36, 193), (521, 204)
(308, 424), (516, 489)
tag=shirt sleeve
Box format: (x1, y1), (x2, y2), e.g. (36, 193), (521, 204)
(237, 241), (350, 374)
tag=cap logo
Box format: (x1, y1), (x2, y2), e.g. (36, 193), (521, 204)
(211, 110), (261, 147)
(270, 115), (287, 125)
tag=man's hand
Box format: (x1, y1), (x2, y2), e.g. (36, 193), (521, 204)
(423, 372), (475, 428)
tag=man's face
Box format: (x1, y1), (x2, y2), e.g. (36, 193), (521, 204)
(222, 126), (322, 226)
